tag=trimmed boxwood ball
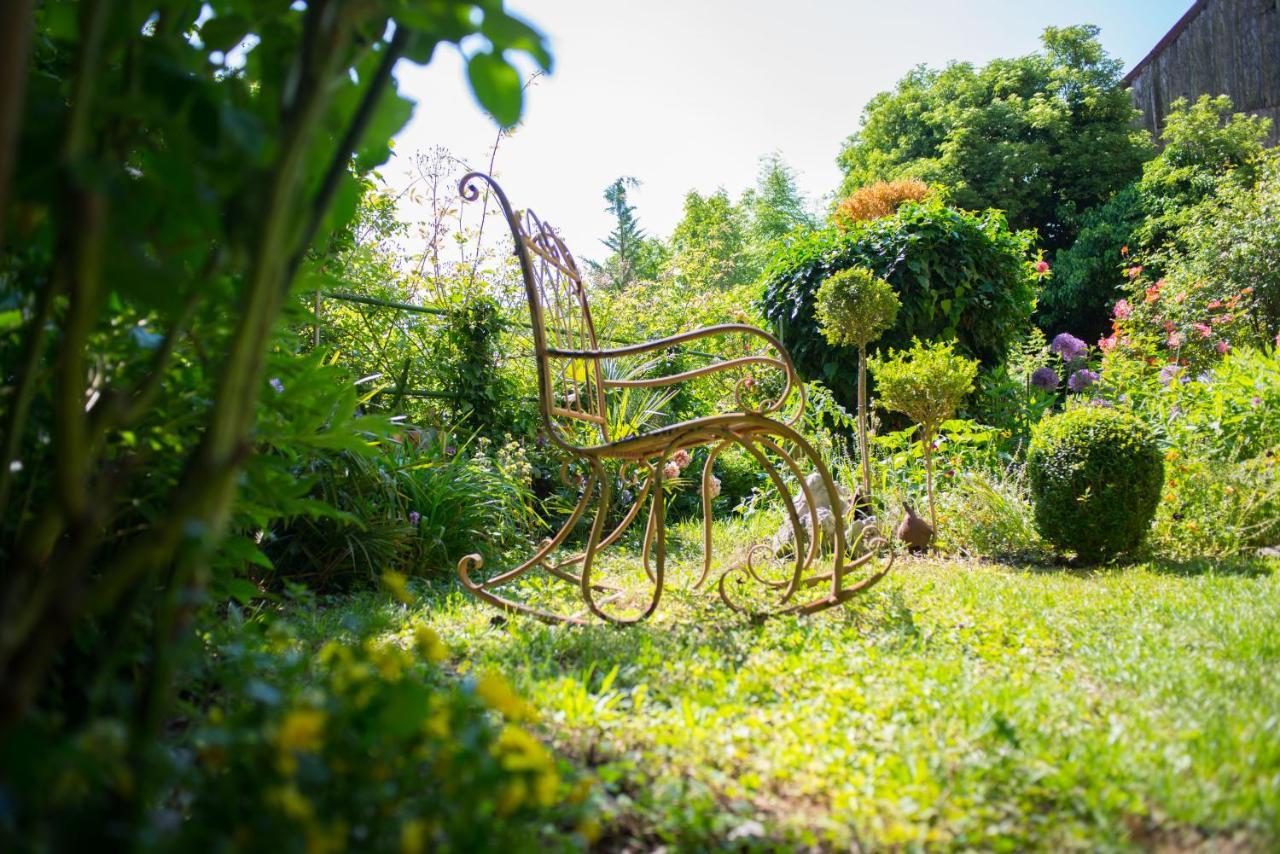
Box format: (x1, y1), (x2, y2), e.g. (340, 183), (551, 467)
(1027, 406), (1163, 563)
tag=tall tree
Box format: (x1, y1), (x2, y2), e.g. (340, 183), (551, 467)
(668, 189), (753, 291)
(594, 176), (651, 289)
(744, 152), (814, 245)
(836, 25), (1152, 251)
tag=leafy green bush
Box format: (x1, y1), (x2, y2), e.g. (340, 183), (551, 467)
(1165, 150), (1280, 339)
(761, 198), (1035, 404)
(1100, 345), (1280, 558)
(265, 432), (539, 588)
(870, 340), (979, 530)
(1, 615), (597, 850)
(1027, 407), (1163, 562)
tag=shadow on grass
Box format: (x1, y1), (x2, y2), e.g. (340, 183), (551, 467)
(1142, 553), (1277, 578)
(1002, 551), (1276, 579)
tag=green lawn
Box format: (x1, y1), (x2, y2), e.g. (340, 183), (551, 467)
(285, 520), (1280, 851)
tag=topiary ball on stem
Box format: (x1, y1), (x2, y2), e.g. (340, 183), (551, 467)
(1027, 406), (1164, 563)
(815, 267), (900, 501)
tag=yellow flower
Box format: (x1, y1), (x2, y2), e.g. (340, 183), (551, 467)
(493, 724), (553, 773)
(382, 570), (413, 605)
(277, 708), (326, 754)
(414, 625), (448, 663)
(495, 778), (527, 816)
(533, 769), (560, 807)
(475, 673), (530, 721)
(400, 819), (428, 854)
(270, 784), (314, 821)
(306, 821), (348, 854)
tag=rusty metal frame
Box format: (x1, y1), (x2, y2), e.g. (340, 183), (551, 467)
(455, 172), (893, 624)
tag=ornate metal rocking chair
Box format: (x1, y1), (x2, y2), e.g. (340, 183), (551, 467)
(455, 172), (893, 624)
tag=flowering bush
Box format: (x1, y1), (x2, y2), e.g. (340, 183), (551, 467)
(1, 612), (598, 851)
(170, 628), (596, 852)
(1027, 407), (1163, 562)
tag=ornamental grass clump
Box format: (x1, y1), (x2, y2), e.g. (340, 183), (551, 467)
(1027, 407), (1163, 563)
(870, 339), (978, 532)
(815, 267), (900, 499)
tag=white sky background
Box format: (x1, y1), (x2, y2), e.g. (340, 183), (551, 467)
(387, 0), (1193, 265)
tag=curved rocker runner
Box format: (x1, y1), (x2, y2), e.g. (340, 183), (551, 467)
(454, 172), (894, 624)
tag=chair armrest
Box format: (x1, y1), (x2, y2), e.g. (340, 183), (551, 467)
(546, 324), (805, 421)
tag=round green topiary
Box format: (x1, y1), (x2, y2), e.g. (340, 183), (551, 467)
(1027, 406), (1164, 563)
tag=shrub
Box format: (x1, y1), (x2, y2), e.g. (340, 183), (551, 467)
(834, 179), (933, 227)
(870, 340), (978, 530)
(264, 433), (539, 588)
(1166, 149), (1280, 339)
(1027, 407), (1163, 562)
(761, 198), (1036, 408)
(2, 617), (598, 850)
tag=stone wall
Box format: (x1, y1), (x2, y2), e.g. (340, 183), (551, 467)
(1125, 0), (1280, 146)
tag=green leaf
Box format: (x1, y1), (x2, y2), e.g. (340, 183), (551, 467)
(200, 15), (252, 53)
(481, 11), (553, 72)
(466, 50), (522, 128)
(0, 309), (22, 334)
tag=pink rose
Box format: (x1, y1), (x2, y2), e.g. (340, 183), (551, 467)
(1035, 260), (1050, 274)
(662, 461), (680, 480)
(1193, 323), (1212, 338)
(1113, 299), (1132, 320)
(672, 449), (692, 469)
(707, 475), (721, 499)
(1167, 331), (1184, 348)
(1216, 340), (1230, 354)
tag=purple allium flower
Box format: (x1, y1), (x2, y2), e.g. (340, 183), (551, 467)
(1050, 333), (1088, 363)
(1031, 367), (1060, 391)
(269, 377), (284, 394)
(1067, 369), (1099, 392)
(1158, 364), (1182, 386)
(408, 511), (420, 526)
(1251, 396), (1263, 407)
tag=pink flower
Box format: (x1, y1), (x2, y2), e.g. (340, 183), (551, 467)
(706, 475), (721, 499)
(1167, 331), (1184, 348)
(1162, 320), (1176, 333)
(672, 449), (692, 469)
(1145, 284), (1162, 303)
(1098, 334), (1117, 352)
(1193, 323), (1212, 338)
(1207, 299), (1223, 310)
(1216, 340), (1230, 354)
(1212, 313), (1232, 325)
(662, 461), (680, 479)
(1035, 260), (1050, 274)
(1174, 292), (1186, 304)
(1127, 266), (1144, 278)
(1113, 299), (1132, 320)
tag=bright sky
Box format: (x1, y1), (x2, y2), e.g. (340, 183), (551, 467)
(389, 0), (1193, 262)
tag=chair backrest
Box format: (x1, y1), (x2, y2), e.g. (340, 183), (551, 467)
(459, 172), (609, 449)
